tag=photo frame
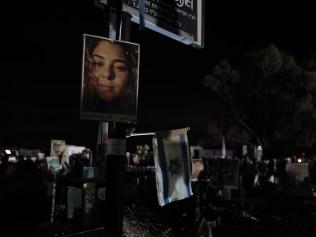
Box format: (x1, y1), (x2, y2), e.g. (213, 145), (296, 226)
(80, 34), (140, 123)
(46, 156), (62, 171)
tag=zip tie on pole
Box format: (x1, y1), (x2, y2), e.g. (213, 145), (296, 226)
(55, 227), (104, 237)
(126, 132), (155, 138)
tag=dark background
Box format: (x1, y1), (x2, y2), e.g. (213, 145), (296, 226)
(1, 1), (316, 153)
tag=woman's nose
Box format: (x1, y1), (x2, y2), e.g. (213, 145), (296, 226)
(101, 64), (115, 80)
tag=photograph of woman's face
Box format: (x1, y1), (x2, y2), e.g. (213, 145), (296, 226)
(81, 34), (140, 123)
(91, 41), (130, 102)
(51, 140), (66, 157)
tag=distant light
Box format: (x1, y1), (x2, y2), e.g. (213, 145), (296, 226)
(5, 149), (11, 155)
(298, 158), (302, 163)
(8, 156), (17, 163)
(83, 183), (88, 190)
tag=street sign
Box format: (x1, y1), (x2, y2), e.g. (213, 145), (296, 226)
(122, 0), (205, 48)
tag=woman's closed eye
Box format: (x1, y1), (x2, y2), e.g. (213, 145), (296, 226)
(114, 62), (127, 72)
(92, 59), (104, 68)
(92, 55), (105, 68)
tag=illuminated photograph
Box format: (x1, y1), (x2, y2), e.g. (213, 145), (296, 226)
(80, 34), (140, 123)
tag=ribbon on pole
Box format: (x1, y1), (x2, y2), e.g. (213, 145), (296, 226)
(138, 0), (145, 30)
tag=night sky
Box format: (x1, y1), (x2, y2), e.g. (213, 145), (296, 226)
(1, 1), (316, 153)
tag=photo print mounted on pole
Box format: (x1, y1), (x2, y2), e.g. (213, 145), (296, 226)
(80, 34), (140, 123)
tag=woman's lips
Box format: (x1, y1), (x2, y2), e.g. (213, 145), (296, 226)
(99, 85), (114, 91)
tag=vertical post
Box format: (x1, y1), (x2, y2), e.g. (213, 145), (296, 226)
(104, 122), (126, 237)
(120, 11), (132, 41)
(99, 0), (131, 236)
(108, 1), (121, 40)
(50, 173), (57, 223)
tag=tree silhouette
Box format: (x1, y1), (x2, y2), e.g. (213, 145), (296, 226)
(203, 44), (316, 156)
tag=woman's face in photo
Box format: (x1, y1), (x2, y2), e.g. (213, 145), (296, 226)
(91, 41), (129, 102)
(52, 140), (66, 157)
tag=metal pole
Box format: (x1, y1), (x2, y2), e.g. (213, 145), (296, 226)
(100, 1), (131, 236)
(104, 122), (126, 237)
(50, 174), (56, 223)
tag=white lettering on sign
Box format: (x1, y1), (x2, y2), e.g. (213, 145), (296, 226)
(175, 0), (193, 10)
(122, 0), (204, 48)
